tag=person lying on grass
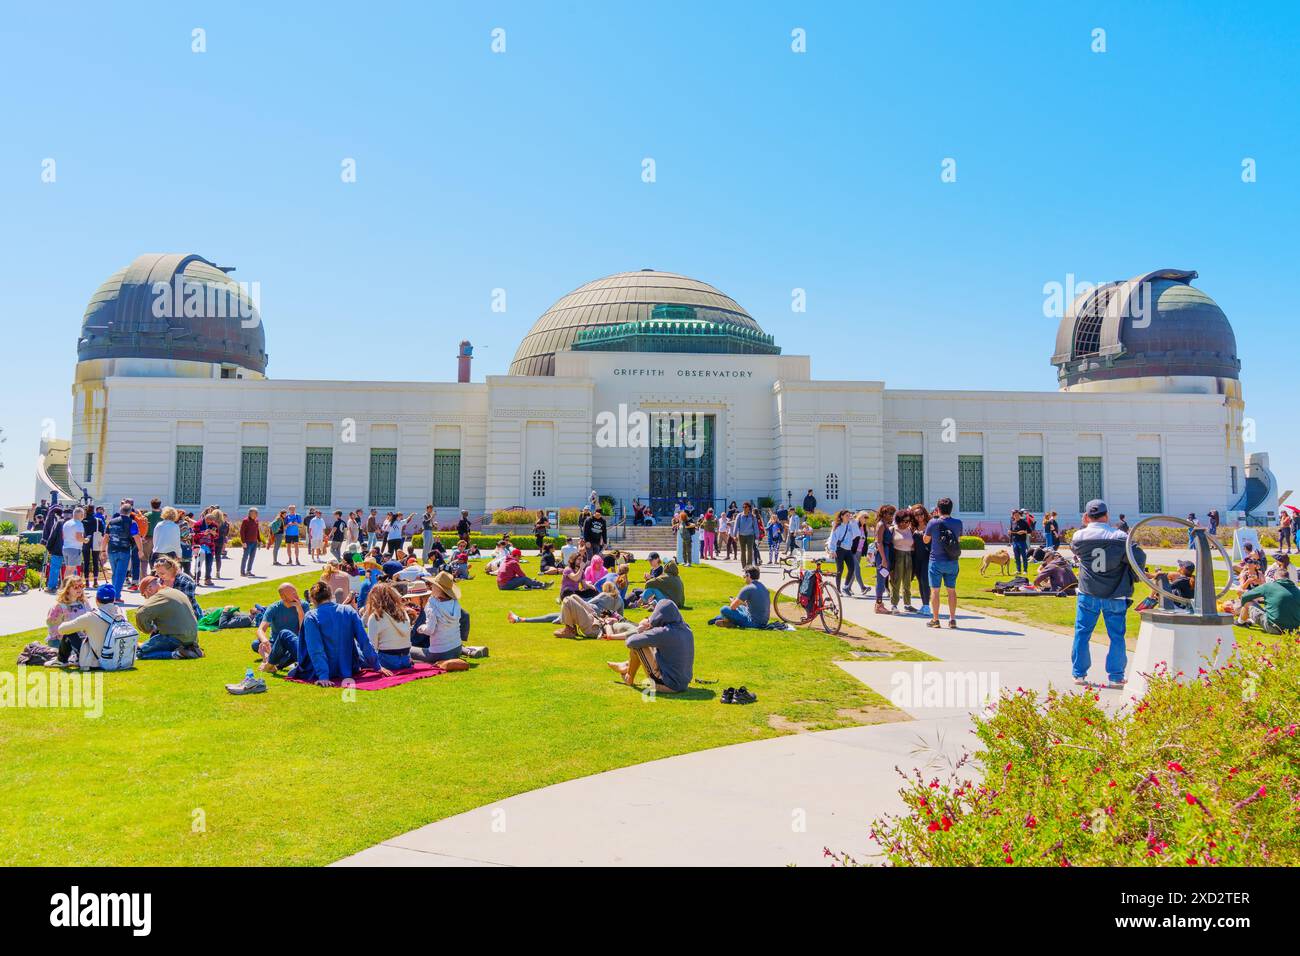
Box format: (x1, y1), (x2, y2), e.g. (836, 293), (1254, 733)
(605, 599), (695, 694)
(361, 581), (415, 671)
(254, 581), (306, 672)
(708, 565), (770, 628)
(509, 580), (623, 631)
(497, 548), (552, 590)
(289, 579), (390, 686)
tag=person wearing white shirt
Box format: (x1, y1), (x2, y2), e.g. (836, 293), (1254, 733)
(826, 509), (863, 594)
(308, 512), (326, 562)
(152, 508), (182, 559)
(61, 508), (86, 583)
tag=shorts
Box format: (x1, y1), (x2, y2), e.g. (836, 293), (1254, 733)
(928, 561), (959, 589)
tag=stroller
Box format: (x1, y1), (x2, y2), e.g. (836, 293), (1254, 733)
(0, 555), (31, 595)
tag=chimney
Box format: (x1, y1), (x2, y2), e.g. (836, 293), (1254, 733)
(457, 340), (473, 383)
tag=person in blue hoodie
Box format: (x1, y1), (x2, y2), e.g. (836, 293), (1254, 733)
(290, 580), (388, 685)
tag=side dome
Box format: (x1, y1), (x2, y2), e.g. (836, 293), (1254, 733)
(510, 270), (766, 376)
(78, 253), (268, 375)
(1051, 269), (1239, 392)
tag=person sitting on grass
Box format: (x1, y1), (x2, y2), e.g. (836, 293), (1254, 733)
(1266, 552), (1298, 583)
(362, 581), (415, 671)
(1032, 551), (1078, 594)
(447, 542), (473, 579)
(136, 575), (204, 660)
(538, 541), (561, 575)
(485, 538), (512, 575)
(559, 553), (594, 599)
(289, 580), (389, 685)
(605, 599), (695, 694)
(510, 579), (623, 628)
(152, 556), (203, 620)
(253, 581), (306, 671)
(1238, 574), (1300, 634)
(46, 575), (89, 649)
(321, 560), (354, 601)
(411, 571), (467, 663)
(710, 565), (770, 628)
(53, 583), (125, 669)
(632, 558), (684, 609)
(496, 547), (551, 590)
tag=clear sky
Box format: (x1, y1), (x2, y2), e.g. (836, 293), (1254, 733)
(2, 1), (1295, 509)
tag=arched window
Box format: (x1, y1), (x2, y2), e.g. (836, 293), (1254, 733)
(531, 469), (546, 498)
(825, 473), (839, 501)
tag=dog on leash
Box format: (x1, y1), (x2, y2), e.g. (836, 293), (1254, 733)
(980, 549), (1012, 576)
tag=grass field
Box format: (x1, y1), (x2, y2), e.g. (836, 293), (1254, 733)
(952, 557), (1250, 648)
(0, 559), (902, 866)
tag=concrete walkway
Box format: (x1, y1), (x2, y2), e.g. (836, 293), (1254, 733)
(338, 556), (1131, 867)
(0, 545), (319, 637)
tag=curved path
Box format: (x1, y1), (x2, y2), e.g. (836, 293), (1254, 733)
(337, 556), (1130, 867)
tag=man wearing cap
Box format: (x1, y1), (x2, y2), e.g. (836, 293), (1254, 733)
(1009, 509), (1032, 574)
(1069, 499), (1145, 688)
(54, 583), (126, 667)
(496, 548), (550, 590)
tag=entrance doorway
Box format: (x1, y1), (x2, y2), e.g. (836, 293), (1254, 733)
(648, 414), (715, 518)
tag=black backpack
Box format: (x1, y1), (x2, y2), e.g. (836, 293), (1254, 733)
(937, 521), (962, 560)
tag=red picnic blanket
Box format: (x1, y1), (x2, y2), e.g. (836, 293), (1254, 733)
(284, 662), (446, 690)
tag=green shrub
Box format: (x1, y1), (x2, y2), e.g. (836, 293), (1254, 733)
(24, 569), (41, 590)
(410, 532), (563, 551)
(598, 495), (615, 516)
(802, 510), (833, 530)
(491, 507), (586, 525)
(0, 521), (16, 535)
(757, 496), (775, 509)
(852, 636), (1300, 867)
(0, 541), (48, 571)
(959, 535), (985, 550)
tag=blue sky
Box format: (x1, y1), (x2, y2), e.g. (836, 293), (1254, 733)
(2, 1), (1295, 508)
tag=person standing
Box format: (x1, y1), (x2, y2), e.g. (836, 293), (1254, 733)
(61, 506), (86, 585)
(802, 489), (817, 513)
(1116, 514), (1129, 533)
(717, 508), (733, 560)
(1069, 499), (1145, 688)
(238, 509), (261, 576)
(1043, 511), (1060, 550)
(329, 509), (347, 562)
(734, 501), (760, 568)
(143, 498), (163, 570)
(786, 508), (802, 557)
(889, 510), (916, 612)
(908, 503), (933, 616)
(270, 510), (287, 565)
(871, 505), (896, 613)
(826, 509), (860, 596)
(83, 505), (106, 587)
(1009, 509), (1032, 574)
(1280, 511), (1294, 554)
(103, 503), (135, 601)
(923, 497), (963, 629)
(152, 507), (182, 563)
(533, 509), (549, 553)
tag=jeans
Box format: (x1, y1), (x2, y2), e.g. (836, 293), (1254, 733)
(499, 576), (545, 590)
(272, 534), (284, 563)
(1012, 538), (1030, 573)
(46, 555), (62, 591)
(138, 634), (184, 660)
(1072, 593), (1129, 682)
(129, 548), (140, 584)
(739, 534), (757, 567)
(834, 547), (854, 591)
(377, 649), (412, 670)
(1044, 531), (1057, 549)
(109, 550), (131, 599)
(241, 542), (258, 575)
(717, 605), (756, 628)
(253, 629), (300, 668)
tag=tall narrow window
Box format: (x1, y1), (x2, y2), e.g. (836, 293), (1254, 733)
(532, 469), (546, 498)
(1230, 465), (1238, 495)
(1077, 456), (1103, 513)
(825, 473), (839, 501)
(897, 454), (924, 507)
(239, 446), (268, 506)
(304, 447), (333, 507)
(84, 453), (94, 484)
(369, 448), (397, 507)
(432, 449), (461, 508)
(1137, 458), (1163, 514)
(174, 445), (204, 506)
(1018, 456), (1044, 512)
(958, 455), (984, 513)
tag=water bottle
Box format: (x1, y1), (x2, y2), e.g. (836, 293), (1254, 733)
(244, 667), (254, 684)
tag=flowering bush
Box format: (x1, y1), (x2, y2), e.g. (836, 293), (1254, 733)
(490, 507), (586, 525)
(849, 635), (1300, 866)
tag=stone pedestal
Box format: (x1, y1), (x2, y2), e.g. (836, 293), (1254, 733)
(1128, 610), (1237, 698)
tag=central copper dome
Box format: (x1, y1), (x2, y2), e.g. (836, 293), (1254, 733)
(509, 270), (763, 375)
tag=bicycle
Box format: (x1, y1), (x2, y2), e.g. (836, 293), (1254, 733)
(772, 557), (843, 634)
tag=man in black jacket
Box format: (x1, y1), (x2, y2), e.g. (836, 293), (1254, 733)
(802, 489), (817, 513)
(1069, 499), (1145, 688)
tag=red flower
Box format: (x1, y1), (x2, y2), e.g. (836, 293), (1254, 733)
(1025, 813), (1038, 829)
(1185, 793), (1198, 806)
(1167, 761), (1185, 774)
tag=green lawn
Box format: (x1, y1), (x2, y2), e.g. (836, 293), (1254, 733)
(954, 557), (1252, 648)
(0, 560), (897, 865)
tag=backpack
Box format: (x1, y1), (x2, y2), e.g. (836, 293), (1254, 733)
(106, 515), (132, 552)
(797, 569), (818, 608)
(937, 521), (962, 561)
(81, 610), (139, 671)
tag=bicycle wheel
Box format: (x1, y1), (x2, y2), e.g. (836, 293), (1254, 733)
(773, 579), (813, 626)
(818, 583), (843, 634)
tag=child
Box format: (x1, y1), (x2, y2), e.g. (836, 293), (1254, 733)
(766, 514), (783, 565)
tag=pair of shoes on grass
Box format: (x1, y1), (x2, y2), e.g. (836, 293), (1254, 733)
(721, 686), (757, 705)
